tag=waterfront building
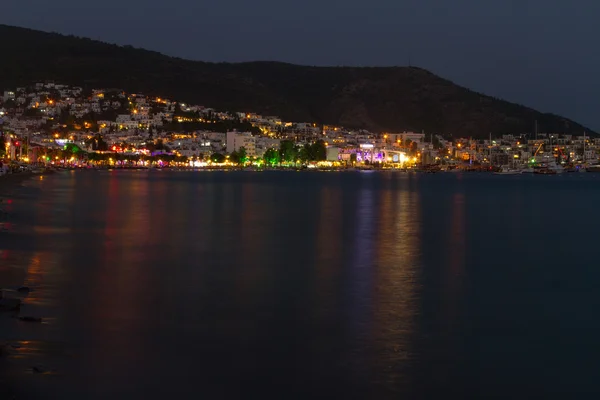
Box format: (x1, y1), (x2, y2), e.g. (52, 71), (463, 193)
(326, 146), (340, 161)
(226, 131), (256, 157)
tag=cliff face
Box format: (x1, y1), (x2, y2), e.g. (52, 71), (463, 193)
(0, 24), (594, 137)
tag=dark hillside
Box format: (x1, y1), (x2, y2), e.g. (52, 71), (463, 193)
(0, 24), (594, 137)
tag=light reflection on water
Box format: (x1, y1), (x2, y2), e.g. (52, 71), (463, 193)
(4, 171), (600, 399)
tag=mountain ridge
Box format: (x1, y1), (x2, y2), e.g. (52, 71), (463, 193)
(0, 24), (594, 137)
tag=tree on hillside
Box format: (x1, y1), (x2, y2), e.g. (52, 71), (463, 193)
(297, 144), (310, 163)
(85, 134), (108, 151)
(61, 147), (74, 162)
(263, 148), (279, 165)
(230, 148), (249, 165)
(311, 140), (327, 161)
(3, 99), (16, 109)
(230, 150), (240, 164)
(23, 107), (42, 117)
(210, 152), (225, 163)
(279, 140), (296, 164)
(155, 139), (167, 151)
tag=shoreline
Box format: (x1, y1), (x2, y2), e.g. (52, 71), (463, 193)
(1, 170), (55, 399)
(48, 166), (600, 176)
(0, 171), (54, 196)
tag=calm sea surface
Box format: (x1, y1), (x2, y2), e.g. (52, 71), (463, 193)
(2, 170), (600, 399)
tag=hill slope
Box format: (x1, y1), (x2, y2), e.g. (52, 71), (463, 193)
(0, 24), (593, 137)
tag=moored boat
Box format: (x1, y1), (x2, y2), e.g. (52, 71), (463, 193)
(534, 167), (557, 175)
(494, 166), (522, 175)
(587, 164), (600, 173)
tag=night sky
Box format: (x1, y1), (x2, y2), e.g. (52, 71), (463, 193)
(3, 0), (599, 130)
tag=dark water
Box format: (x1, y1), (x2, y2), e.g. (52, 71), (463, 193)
(2, 170), (600, 399)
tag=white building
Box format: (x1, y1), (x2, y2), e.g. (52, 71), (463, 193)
(116, 114), (132, 123)
(326, 146), (340, 161)
(255, 137), (281, 157)
(226, 131), (256, 157)
(383, 132), (426, 146)
(3, 91), (15, 102)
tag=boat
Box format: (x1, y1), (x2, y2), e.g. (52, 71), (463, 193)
(494, 166), (522, 175)
(526, 121), (564, 175)
(531, 156), (564, 174)
(357, 165), (374, 171)
(587, 164), (600, 173)
(534, 167), (557, 175)
(549, 163), (565, 174)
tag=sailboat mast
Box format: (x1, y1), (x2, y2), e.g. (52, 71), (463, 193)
(583, 131), (586, 164)
(534, 121), (538, 165)
(489, 132), (492, 164)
